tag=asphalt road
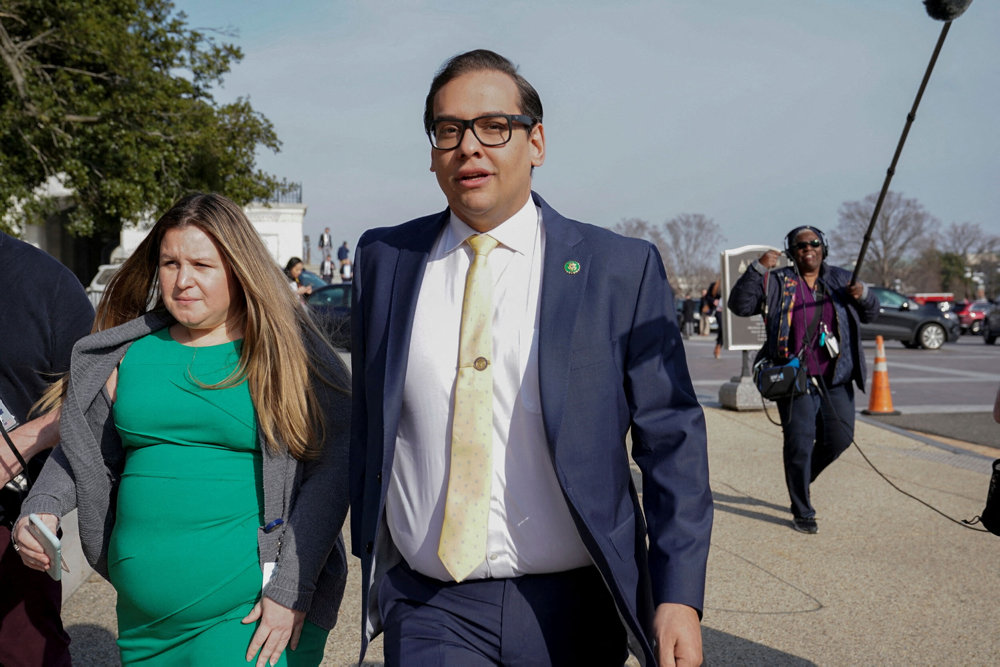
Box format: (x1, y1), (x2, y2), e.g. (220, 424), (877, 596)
(685, 333), (1000, 450)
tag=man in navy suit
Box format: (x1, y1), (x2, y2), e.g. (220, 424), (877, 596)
(350, 49), (712, 666)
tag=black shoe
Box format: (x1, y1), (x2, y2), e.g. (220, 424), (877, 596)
(792, 516), (818, 534)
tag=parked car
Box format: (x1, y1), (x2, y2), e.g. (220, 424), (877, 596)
(297, 268), (327, 290)
(956, 300), (991, 335)
(85, 263), (123, 307)
(305, 283), (352, 350)
(860, 287), (960, 350)
(950, 299), (969, 317)
(983, 303), (1000, 345)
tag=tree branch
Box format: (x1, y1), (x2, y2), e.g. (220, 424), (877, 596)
(63, 114), (100, 123)
(0, 20), (29, 100)
(38, 64), (112, 81)
(14, 27), (56, 54)
(17, 126), (52, 175)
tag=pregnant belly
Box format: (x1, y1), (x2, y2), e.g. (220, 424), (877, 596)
(108, 443), (263, 624)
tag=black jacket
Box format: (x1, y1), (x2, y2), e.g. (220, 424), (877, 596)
(728, 261), (879, 390)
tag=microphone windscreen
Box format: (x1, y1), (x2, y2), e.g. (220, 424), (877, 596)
(923, 0), (973, 20)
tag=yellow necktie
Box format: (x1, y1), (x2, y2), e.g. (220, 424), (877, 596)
(438, 233), (499, 582)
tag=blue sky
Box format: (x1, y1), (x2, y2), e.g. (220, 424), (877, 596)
(172, 0), (999, 256)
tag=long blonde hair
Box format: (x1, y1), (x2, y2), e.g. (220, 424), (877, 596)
(93, 192), (348, 459)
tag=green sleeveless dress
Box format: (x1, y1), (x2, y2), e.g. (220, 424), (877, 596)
(109, 328), (327, 665)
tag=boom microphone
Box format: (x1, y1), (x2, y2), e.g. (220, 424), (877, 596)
(924, 0), (973, 21)
(850, 1), (975, 285)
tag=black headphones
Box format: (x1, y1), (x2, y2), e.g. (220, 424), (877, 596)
(784, 226), (829, 260)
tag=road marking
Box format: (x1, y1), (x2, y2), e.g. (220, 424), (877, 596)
(862, 403), (994, 414)
(863, 359), (1000, 381)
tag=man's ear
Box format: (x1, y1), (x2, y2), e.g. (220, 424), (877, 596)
(530, 123), (545, 168)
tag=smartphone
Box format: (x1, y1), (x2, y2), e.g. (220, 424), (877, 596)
(28, 514), (63, 581)
(0, 395), (19, 431)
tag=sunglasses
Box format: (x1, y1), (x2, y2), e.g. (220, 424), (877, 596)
(791, 239), (823, 252)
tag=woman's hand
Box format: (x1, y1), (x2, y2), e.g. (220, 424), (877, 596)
(848, 281), (864, 300)
(242, 596), (306, 667)
(12, 513), (59, 571)
(297, 285), (312, 296)
(758, 249), (781, 269)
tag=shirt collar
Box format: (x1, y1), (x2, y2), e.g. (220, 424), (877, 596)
(442, 196), (539, 256)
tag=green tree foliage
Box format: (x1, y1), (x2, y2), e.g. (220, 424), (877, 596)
(0, 0), (287, 237)
(938, 251), (968, 296)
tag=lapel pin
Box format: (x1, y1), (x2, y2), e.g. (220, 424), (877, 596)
(563, 260), (581, 275)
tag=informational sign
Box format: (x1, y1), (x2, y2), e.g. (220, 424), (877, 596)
(720, 245), (791, 352)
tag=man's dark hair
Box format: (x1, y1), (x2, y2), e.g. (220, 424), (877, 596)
(423, 49), (543, 133)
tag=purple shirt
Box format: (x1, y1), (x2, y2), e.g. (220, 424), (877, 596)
(789, 280), (835, 378)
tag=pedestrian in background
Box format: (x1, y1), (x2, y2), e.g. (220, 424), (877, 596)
(337, 241), (350, 267)
(320, 253), (336, 283)
(285, 256), (312, 301)
(318, 227), (332, 253)
(698, 287), (711, 335)
(0, 231), (93, 667)
(728, 226), (879, 534)
(682, 293), (697, 339)
(14, 193), (351, 666)
(707, 280), (723, 358)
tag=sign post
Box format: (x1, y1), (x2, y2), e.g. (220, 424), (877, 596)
(717, 245), (790, 411)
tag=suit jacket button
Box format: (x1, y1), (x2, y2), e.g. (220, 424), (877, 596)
(366, 541), (373, 554)
(376, 471), (382, 482)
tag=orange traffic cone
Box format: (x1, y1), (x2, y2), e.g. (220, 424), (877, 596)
(863, 335), (900, 415)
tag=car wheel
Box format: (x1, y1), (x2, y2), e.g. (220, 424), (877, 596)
(918, 323), (946, 350)
(971, 320), (983, 335)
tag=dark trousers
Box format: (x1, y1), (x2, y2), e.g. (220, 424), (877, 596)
(380, 561), (628, 666)
(0, 525), (72, 667)
(777, 381), (855, 519)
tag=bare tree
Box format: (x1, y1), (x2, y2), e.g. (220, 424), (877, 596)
(907, 244), (944, 292)
(662, 214), (726, 295)
(831, 191), (939, 288)
(941, 221), (996, 257)
(939, 222), (1000, 299)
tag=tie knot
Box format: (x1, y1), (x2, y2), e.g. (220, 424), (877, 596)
(467, 234), (499, 257)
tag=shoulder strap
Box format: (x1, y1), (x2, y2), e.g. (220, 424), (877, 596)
(796, 287), (824, 360)
(762, 269), (769, 318)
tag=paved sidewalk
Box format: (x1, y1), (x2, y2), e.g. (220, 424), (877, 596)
(62, 406), (998, 665)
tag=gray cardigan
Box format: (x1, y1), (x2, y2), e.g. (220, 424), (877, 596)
(20, 310), (351, 630)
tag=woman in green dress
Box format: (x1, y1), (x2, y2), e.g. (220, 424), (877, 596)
(14, 193), (351, 666)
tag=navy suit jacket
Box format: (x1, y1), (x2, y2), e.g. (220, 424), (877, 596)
(349, 193), (713, 665)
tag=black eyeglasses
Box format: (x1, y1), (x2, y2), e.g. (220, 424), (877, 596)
(428, 114), (535, 150)
(791, 239), (823, 252)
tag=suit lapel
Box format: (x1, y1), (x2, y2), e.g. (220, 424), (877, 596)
(535, 194), (589, 450)
(377, 197), (588, 453)
(380, 212), (447, 453)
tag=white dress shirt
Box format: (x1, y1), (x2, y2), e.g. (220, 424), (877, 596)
(386, 197), (591, 581)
